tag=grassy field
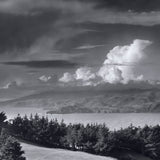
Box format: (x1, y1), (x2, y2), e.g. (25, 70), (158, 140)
(22, 143), (117, 160)
(22, 143), (153, 160)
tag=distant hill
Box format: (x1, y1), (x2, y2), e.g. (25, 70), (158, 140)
(1, 88), (160, 113)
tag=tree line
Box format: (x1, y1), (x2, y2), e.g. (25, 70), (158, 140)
(8, 113), (160, 160)
(0, 112), (26, 160)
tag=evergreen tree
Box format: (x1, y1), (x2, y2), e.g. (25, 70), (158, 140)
(0, 136), (25, 160)
(0, 112), (7, 124)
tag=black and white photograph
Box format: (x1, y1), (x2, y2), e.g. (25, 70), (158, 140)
(0, 0), (160, 160)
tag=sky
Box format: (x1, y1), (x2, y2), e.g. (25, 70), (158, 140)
(1, 0), (160, 95)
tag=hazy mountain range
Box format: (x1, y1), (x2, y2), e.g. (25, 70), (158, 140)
(0, 87), (160, 114)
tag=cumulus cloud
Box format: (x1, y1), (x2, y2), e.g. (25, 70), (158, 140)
(59, 39), (152, 86)
(59, 67), (98, 86)
(98, 66), (123, 84)
(59, 67), (96, 82)
(59, 72), (75, 83)
(98, 39), (152, 84)
(75, 67), (96, 81)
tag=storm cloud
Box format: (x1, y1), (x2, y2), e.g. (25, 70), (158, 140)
(0, 0), (160, 62)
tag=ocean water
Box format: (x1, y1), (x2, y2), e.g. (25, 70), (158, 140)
(1, 106), (160, 130)
(49, 113), (160, 130)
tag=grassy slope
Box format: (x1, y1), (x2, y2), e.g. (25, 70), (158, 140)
(21, 143), (116, 160)
(22, 143), (153, 160)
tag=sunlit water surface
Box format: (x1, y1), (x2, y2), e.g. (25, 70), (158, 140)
(1, 107), (160, 130)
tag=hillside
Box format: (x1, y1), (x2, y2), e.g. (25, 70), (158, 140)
(22, 143), (116, 160)
(1, 88), (160, 114)
(21, 143), (153, 160)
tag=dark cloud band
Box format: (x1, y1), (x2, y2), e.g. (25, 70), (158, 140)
(2, 60), (78, 68)
(82, 0), (160, 12)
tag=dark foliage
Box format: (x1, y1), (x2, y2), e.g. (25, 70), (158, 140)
(0, 112), (26, 160)
(0, 112), (7, 124)
(9, 114), (160, 160)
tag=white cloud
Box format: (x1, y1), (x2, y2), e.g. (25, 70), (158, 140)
(59, 67), (96, 84)
(104, 39), (151, 65)
(59, 72), (75, 83)
(39, 75), (52, 82)
(59, 39), (152, 86)
(98, 39), (152, 84)
(75, 67), (96, 81)
(98, 66), (123, 84)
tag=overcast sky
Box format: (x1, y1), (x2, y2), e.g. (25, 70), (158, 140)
(1, 0), (160, 94)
